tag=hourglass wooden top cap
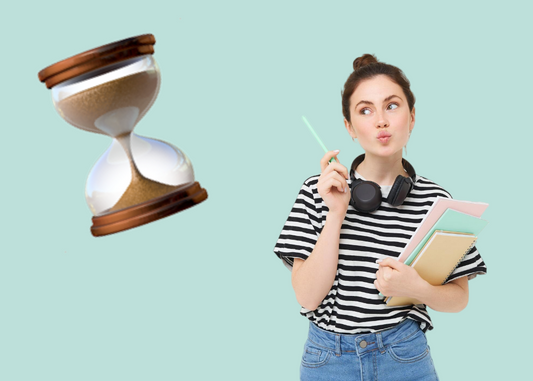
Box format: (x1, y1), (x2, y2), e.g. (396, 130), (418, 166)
(38, 34), (156, 89)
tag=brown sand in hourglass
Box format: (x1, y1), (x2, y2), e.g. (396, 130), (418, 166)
(108, 134), (182, 213)
(56, 70), (159, 136)
(57, 70), (185, 214)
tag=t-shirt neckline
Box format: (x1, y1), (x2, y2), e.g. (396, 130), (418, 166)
(354, 170), (393, 192)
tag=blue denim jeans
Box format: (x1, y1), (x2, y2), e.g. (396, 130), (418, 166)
(300, 319), (439, 381)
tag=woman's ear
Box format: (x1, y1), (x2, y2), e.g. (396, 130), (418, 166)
(344, 118), (357, 139)
(409, 107), (415, 133)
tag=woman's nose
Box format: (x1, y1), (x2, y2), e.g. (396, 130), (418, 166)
(376, 112), (389, 128)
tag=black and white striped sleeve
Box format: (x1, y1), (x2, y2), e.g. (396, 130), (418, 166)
(273, 176), (323, 271)
(444, 245), (487, 283)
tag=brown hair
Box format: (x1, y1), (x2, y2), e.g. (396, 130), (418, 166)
(341, 54), (415, 123)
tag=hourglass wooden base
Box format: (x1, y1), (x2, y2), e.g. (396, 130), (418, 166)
(90, 181), (207, 237)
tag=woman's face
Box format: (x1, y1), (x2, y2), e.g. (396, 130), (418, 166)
(344, 75), (415, 158)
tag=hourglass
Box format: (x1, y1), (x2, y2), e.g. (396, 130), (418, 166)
(38, 34), (208, 236)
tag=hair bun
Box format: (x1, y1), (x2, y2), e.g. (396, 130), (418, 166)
(353, 54), (378, 71)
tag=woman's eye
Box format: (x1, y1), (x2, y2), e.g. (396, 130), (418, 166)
(387, 103), (398, 110)
(360, 108), (371, 115)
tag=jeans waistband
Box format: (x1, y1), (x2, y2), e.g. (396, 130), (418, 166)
(307, 319), (421, 356)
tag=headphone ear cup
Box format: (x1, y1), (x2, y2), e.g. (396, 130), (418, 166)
(350, 178), (362, 193)
(387, 176), (413, 206)
(350, 180), (382, 212)
(349, 178), (362, 209)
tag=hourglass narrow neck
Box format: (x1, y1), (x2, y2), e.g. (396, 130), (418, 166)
(115, 133), (143, 178)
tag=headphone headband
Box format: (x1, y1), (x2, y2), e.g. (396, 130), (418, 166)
(348, 154), (417, 212)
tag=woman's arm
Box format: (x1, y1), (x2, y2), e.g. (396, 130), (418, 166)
(292, 150), (350, 311)
(374, 258), (469, 312)
(292, 212), (344, 311)
(416, 276), (469, 312)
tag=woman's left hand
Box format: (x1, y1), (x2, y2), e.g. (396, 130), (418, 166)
(374, 258), (427, 298)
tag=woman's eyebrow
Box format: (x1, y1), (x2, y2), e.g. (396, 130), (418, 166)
(355, 94), (403, 108)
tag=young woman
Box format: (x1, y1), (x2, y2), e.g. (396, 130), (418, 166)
(274, 54), (487, 380)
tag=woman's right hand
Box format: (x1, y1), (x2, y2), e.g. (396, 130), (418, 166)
(317, 150), (350, 217)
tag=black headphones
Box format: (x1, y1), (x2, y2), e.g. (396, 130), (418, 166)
(349, 154), (417, 213)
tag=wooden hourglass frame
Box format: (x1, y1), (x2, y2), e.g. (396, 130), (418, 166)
(38, 34), (207, 236)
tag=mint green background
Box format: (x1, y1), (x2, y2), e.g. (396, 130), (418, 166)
(1, 1), (531, 380)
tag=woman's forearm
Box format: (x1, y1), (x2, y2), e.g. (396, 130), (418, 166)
(414, 277), (469, 313)
(291, 212), (344, 311)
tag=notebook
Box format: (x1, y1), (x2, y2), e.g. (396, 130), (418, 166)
(397, 197), (488, 264)
(385, 230), (478, 306)
(403, 208), (489, 267)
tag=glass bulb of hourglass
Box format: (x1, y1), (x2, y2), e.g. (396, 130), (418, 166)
(51, 54), (196, 216)
(86, 134), (194, 215)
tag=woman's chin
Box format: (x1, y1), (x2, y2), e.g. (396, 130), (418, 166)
(361, 145), (404, 158)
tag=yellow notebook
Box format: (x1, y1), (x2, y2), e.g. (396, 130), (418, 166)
(386, 230), (477, 306)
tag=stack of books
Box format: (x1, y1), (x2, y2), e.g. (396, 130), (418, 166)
(383, 197), (489, 306)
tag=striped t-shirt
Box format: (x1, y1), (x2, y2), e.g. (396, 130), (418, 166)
(273, 171), (487, 334)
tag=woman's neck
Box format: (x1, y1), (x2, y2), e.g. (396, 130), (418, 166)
(356, 152), (408, 186)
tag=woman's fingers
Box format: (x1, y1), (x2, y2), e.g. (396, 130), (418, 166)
(317, 151), (351, 212)
(321, 171), (349, 192)
(318, 176), (343, 194)
(320, 154), (349, 180)
(320, 150), (341, 172)
(324, 162), (349, 180)
(376, 266), (393, 282)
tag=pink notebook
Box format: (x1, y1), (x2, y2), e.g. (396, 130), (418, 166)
(397, 197), (488, 263)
